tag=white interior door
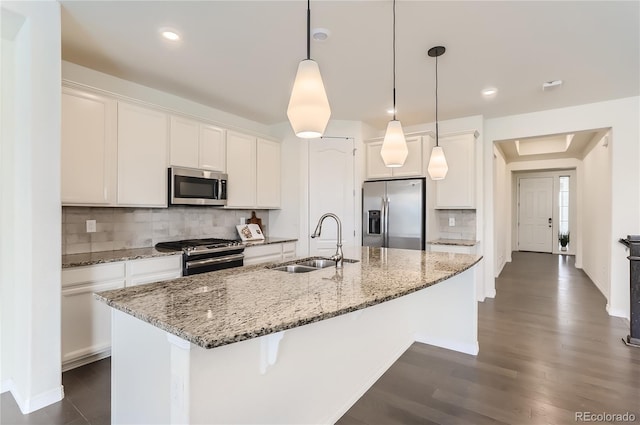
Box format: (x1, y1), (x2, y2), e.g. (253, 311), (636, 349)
(308, 139), (355, 257)
(518, 177), (553, 253)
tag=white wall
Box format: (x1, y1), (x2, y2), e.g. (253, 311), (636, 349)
(581, 133), (612, 300)
(484, 97), (640, 319)
(0, 1), (64, 413)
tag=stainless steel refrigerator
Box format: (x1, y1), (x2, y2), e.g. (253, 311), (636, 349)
(362, 178), (425, 250)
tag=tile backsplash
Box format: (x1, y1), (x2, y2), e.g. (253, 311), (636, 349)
(436, 209), (476, 240)
(62, 207), (269, 255)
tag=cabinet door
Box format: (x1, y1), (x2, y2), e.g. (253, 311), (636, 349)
(392, 136), (423, 177)
(365, 141), (393, 179)
(199, 124), (226, 172)
(256, 138), (281, 208)
(435, 133), (476, 209)
(61, 87), (117, 205)
(169, 115), (199, 169)
(61, 262), (125, 368)
(117, 102), (168, 207)
(226, 131), (256, 208)
(244, 244), (283, 266)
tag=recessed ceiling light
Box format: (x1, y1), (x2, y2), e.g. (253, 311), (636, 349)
(160, 28), (181, 42)
(312, 28), (330, 41)
(481, 87), (498, 97)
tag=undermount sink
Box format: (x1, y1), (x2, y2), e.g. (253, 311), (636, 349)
(295, 259), (336, 269)
(272, 264), (318, 273)
(268, 257), (358, 274)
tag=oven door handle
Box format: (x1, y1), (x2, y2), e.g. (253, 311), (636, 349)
(184, 245), (245, 256)
(185, 253), (244, 269)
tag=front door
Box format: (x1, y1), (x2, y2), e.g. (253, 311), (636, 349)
(518, 177), (553, 253)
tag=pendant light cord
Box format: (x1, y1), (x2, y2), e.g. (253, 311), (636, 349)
(435, 53), (439, 147)
(392, 0), (397, 121)
(307, 0), (311, 60)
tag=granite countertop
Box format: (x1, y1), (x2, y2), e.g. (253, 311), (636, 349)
(96, 247), (482, 349)
(62, 247), (180, 269)
(428, 238), (479, 247)
(62, 237), (298, 268)
(243, 237), (298, 247)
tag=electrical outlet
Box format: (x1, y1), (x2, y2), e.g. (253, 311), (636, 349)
(86, 219), (97, 233)
(448, 217), (456, 227)
(240, 217), (246, 225)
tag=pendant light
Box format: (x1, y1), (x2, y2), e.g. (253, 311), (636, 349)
(380, 0), (408, 167)
(287, 0), (331, 139)
(427, 46), (448, 180)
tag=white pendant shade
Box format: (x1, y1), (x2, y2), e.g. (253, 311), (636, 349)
(287, 59), (331, 139)
(380, 120), (408, 167)
(427, 146), (448, 180)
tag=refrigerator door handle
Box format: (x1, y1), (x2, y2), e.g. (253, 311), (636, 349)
(384, 197), (390, 247)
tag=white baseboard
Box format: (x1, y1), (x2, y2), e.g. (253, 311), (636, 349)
(414, 334), (479, 356)
(606, 304), (630, 321)
(9, 383), (64, 414)
(62, 349), (111, 372)
(485, 287), (497, 298)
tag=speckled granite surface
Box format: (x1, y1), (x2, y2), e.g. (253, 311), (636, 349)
(244, 237), (297, 247)
(96, 247), (482, 349)
(428, 238), (479, 247)
(62, 247), (180, 268)
(62, 237), (297, 268)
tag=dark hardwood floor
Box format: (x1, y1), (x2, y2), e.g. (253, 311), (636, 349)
(1, 358), (110, 425)
(338, 252), (640, 424)
(2, 252), (638, 424)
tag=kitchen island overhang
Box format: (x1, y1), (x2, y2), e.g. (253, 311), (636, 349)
(97, 247), (482, 424)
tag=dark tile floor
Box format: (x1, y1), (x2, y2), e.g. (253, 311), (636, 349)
(1, 358), (110, 425)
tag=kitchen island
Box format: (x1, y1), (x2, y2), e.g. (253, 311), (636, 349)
(97, 246), (482, 424)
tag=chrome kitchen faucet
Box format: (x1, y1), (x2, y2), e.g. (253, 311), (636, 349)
(310, 213), (344, 268)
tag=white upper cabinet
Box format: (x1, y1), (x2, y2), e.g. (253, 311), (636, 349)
(365, 136), (423, 179)
(117, 101), (168, 207)
(434, 131), (478, 209)
(169, 116), (199, 169)
(61, 87), (117, 205)
(226, 131), (281, 209)
(226, 131), (256, 208)
(169, 115), (226, 172)
(199, 124), (226, 172)
(256, 138), (281, 208)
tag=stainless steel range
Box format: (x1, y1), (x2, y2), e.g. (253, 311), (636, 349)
(155, 238), (245, 276)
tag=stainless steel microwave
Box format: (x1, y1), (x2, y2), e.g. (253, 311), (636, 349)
(169, 167), (227, 206)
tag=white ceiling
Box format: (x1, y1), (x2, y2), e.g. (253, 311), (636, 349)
(60, 1), (639, 130)
(495, 129), (609, 163)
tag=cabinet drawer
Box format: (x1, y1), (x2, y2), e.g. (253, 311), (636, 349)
(128, 255), (182, 276)
(127, 255), (182, 287)
(244, 244), (282, 258)
(62, 262), (126, 288)
(429, 244), (477, 254)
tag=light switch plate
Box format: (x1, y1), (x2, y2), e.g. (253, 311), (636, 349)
(86, 219), (97, 233)
(240, 217), (246, 225)
(448, 217), (455, 227)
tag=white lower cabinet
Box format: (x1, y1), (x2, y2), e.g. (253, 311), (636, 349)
(61, 262), (126, 371)
(61, 255), (181, 370)
(127, 255), (182, 287)
(429, 244), (477, 254)
(244, 242), (297, 266)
